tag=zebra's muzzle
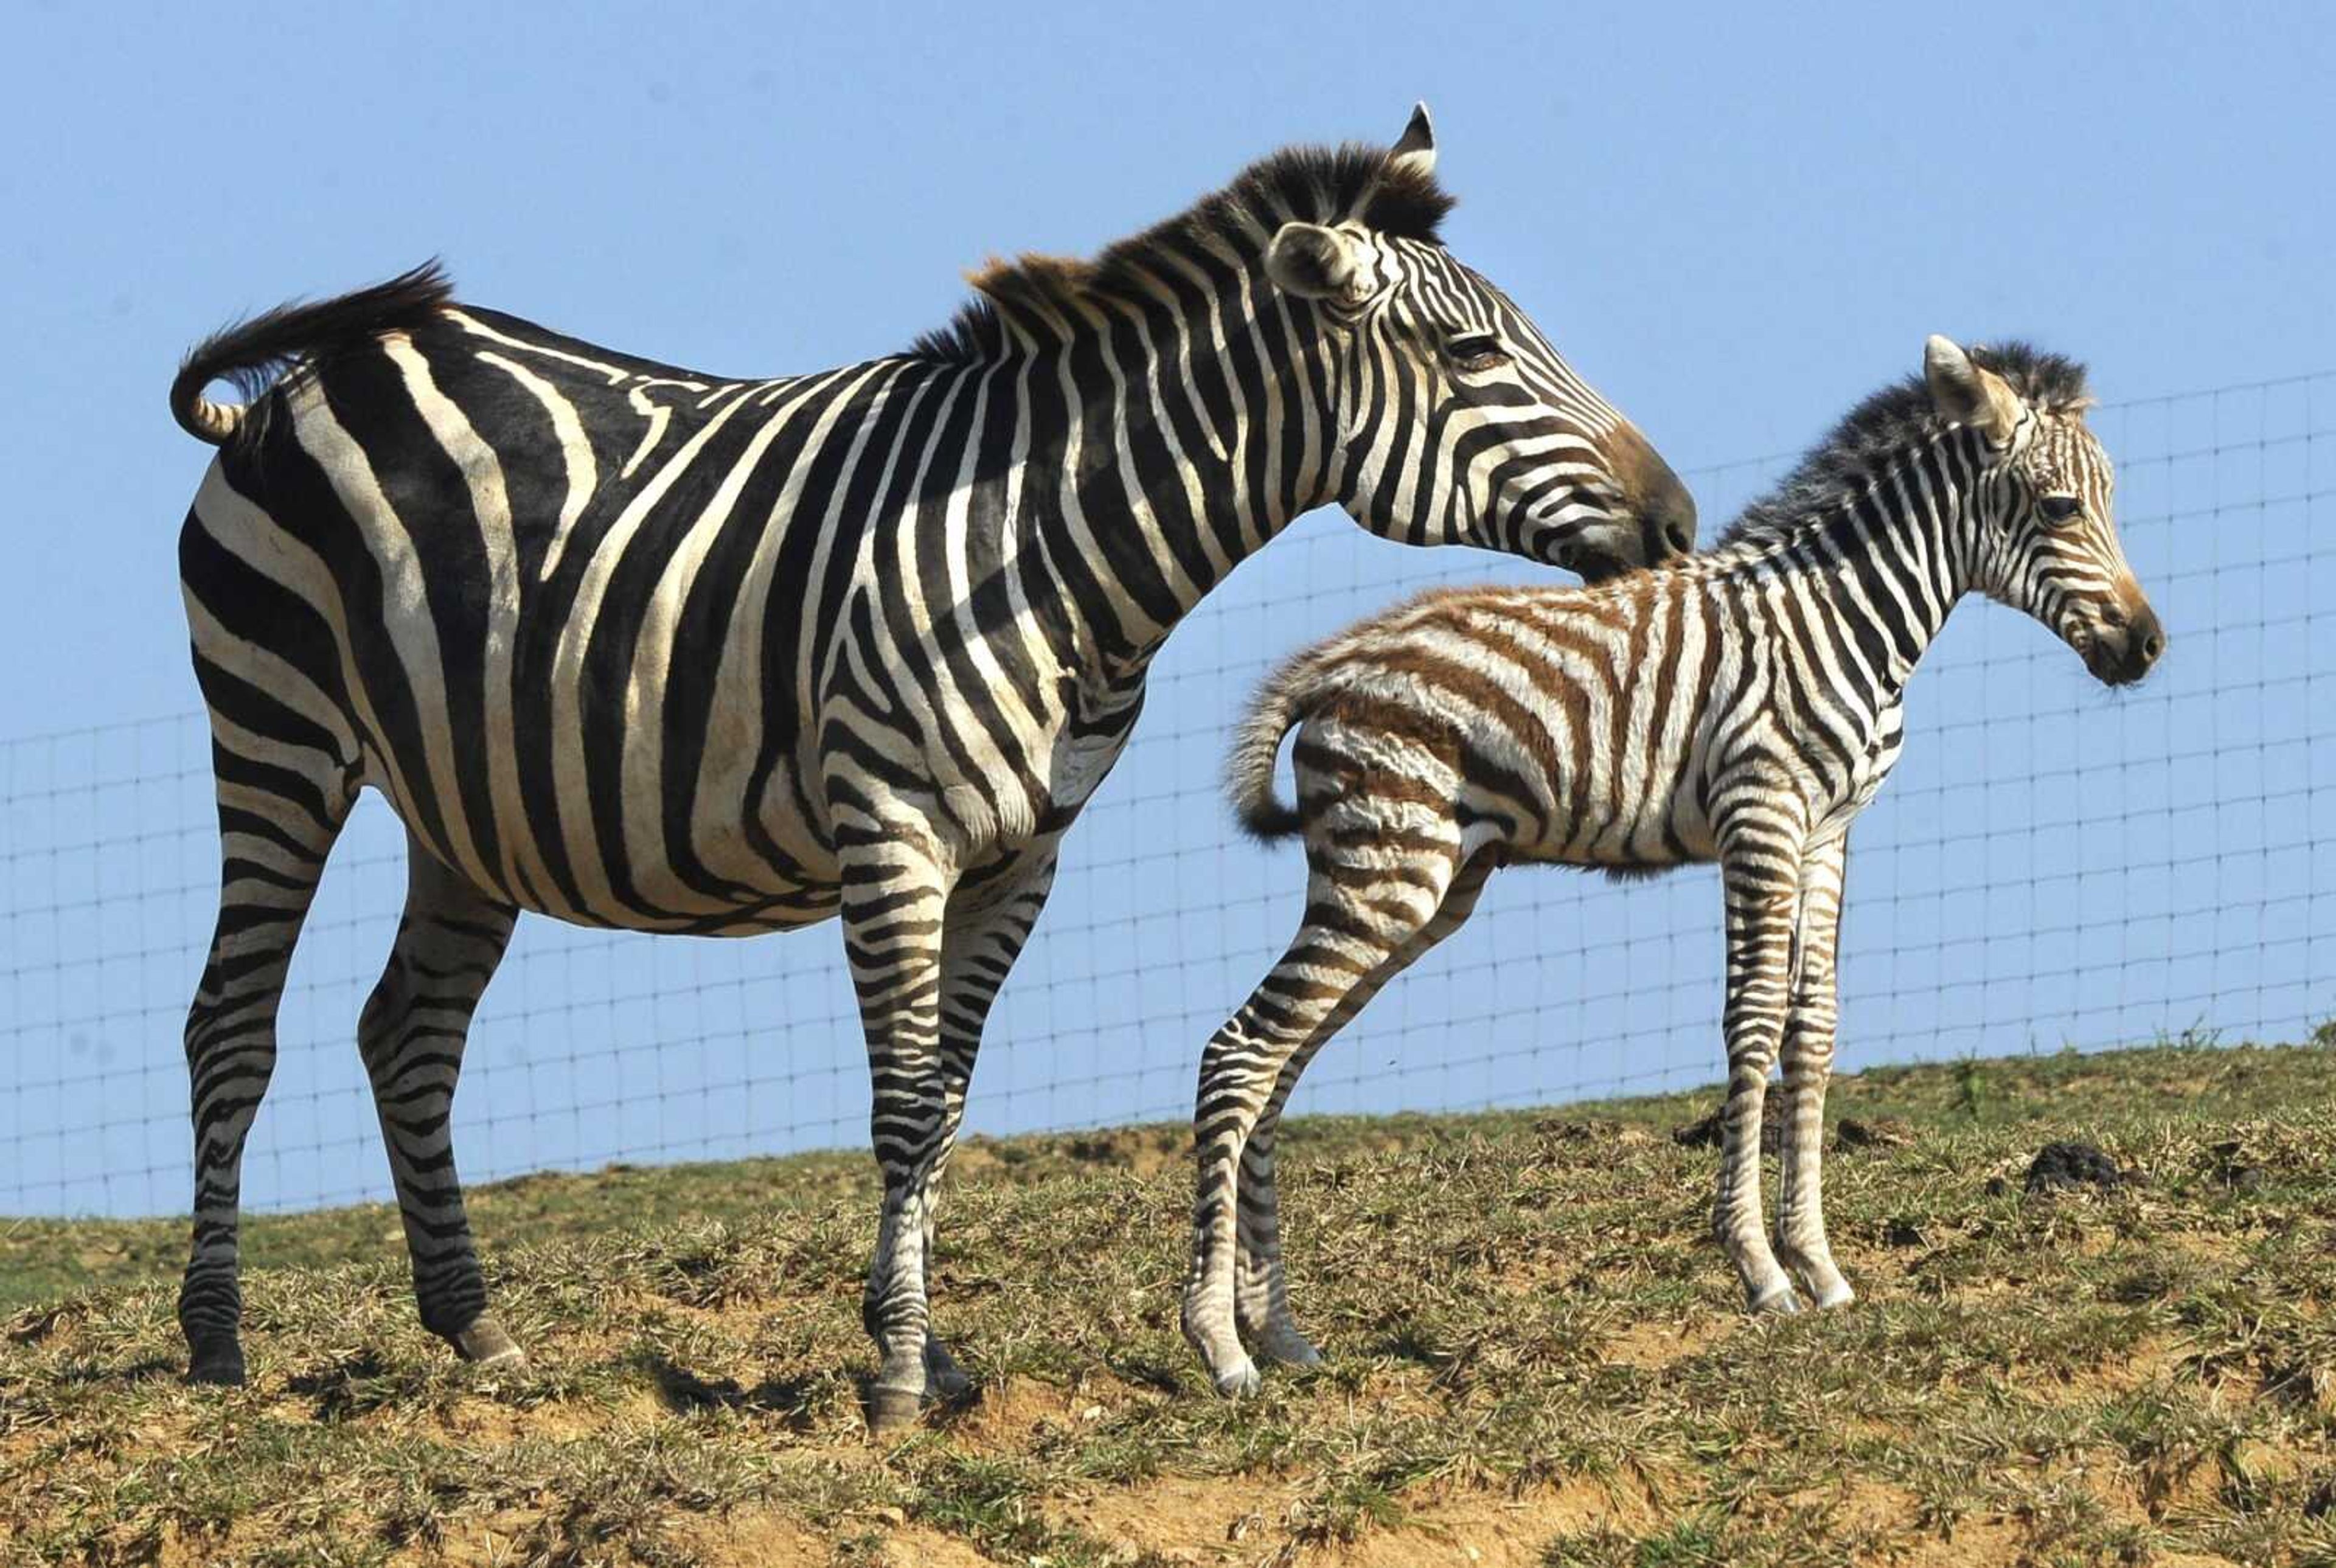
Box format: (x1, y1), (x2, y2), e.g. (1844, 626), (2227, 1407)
(2078, 602), (2166, 686)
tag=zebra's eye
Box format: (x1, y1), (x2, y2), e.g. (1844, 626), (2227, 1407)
(2038, 494), (2082, 525)
(1445, 333), (1509, 373)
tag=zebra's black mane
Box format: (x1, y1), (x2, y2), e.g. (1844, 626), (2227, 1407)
(908, 143), (1455, 364)
(1716, 343), (2093, 551)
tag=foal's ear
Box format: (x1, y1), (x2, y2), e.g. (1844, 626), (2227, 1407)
(1267, 222), (1373, 304)
(1388, 102), (1437, 179)
(1924, 335), (2023, 445)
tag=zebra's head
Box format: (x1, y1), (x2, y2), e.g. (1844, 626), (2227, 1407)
(1925, 336), (2163, 686)
(1267, 107), (1696, 581)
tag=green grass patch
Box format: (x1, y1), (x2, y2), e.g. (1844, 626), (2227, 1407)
(5, 1039), (2335, 1565)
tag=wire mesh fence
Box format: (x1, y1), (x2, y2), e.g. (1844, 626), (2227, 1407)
(4, 369), (2330, 1219)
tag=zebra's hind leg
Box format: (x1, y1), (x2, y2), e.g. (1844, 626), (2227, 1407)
(836, 830), (957, 1435)
(358, 834), (520, 1365)
(1774, 836), (1854, 1309)
(1234, 851), (1498, 1371)
(917, 847), (1063, 1403)
(1185, 827), (1465, 1398)
(179, 727), (355, 1386)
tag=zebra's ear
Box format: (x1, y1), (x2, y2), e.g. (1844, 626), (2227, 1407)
(1267, 222), (1372, 305)
(1389, 102), (1436, 178)
(1924, 335), (2023, 445)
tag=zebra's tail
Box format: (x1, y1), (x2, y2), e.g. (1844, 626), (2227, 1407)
(1225, 660), (1319, 842)
(169, 260), (454, 446)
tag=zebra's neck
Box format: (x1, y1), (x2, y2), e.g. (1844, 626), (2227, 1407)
(947, 280), (1344, 673)
(1706, 434), (1982, 705)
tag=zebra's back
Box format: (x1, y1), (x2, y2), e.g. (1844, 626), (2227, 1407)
(178, 305), (942, 933)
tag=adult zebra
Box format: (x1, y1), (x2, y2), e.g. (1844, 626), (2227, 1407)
(165, 106), (1695, 1427)
(1186, 337), (2162, 1396)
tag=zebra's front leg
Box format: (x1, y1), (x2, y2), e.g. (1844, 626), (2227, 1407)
(917, 848), (1063, 1403)
(1713, 811), (1808, 1314)
(1234, 852), (1496, 1369)
(838, 833), (957, 1435)
(1774, 834), (1854, 1309)
(358, 837), (521, 1365)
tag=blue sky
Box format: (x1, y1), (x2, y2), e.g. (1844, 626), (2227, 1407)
(4, 3), (2331, 724)
(2, 4), (2331, 1214)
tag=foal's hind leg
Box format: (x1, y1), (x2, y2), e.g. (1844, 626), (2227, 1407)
(1234, 852), (1497, 1369)
(179, 724), (354, 1385)
(358, 834), (520, 1364)
(1184, 826), (1468, 1397)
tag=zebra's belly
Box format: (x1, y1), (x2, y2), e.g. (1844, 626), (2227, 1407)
(1498, 758), (1717, 869)
(360, 739), (845, 937)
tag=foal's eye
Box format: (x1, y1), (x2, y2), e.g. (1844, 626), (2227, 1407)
(2038, 494), (2082, 525)
(1446, 333), (1509, 373)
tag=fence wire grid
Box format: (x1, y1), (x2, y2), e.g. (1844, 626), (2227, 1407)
(5, 369), (2331, 1219)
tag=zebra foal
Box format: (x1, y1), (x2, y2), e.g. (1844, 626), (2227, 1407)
(1183, 337), (2163, 1395)
(162, 106), (1694, 1429)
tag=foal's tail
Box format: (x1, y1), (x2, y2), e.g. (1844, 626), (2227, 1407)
(170, 260), (454, 446)
(1225, 660), (1320, 842)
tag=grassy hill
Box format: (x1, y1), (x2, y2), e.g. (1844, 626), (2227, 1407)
(4, 1041), (2335, 1566)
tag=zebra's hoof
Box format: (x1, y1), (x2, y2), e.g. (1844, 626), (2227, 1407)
(1211, 1358), (1262, 1400)
(867, 1383), (925, 1437)
(187, 1336), (246, 1383)
(451, 1315), (525, 1368)
(1749, 1285), (1803, 1316)
(186, 1337), (247, 1387)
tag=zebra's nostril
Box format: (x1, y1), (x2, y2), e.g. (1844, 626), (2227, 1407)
(1664, 519), (1694, 556)
(2143, 632), (2164, 661)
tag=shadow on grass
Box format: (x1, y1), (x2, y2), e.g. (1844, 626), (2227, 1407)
(52, 1355), (179, 1388)
(286, 1348), (409, 1421)
(639, 1353), (818, 1428)
(1100, 1351), (1189, 1395)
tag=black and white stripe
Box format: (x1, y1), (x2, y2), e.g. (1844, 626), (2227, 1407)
(1183, 336), (2162, 1395)
(164, 106), (1695, 1423)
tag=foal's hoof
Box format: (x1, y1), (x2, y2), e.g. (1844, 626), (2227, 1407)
(866, 1383), (925, 1437)
(450, 1314), (526, 1369)
(1211, 1358), (1263, 1400)
(1748, 1285), (1803, 1316)
(186, 1337), (247, 1387)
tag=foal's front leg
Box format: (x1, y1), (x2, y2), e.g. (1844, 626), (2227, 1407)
(1774, 833), (1854, 1308)
(1713, 813), (1807, 1313)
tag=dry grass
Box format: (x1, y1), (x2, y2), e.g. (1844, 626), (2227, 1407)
(5, 1040), (2335, 1566)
